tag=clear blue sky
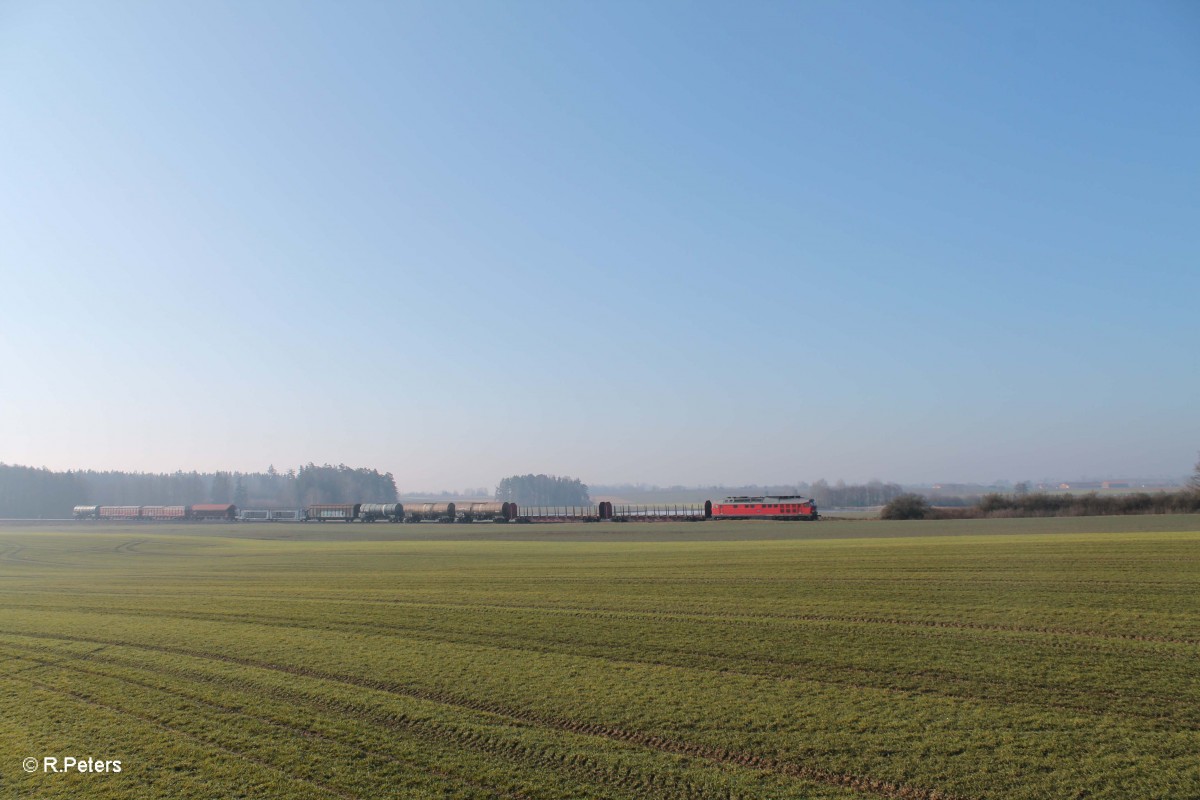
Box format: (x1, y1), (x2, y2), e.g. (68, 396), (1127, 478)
(1, 0), (1196, 489)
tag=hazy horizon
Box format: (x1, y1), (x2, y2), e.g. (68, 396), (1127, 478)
(2, 1), (1196, 490)
(2, 458), (1191, 496)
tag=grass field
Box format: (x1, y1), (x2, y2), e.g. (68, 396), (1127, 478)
(1, 516), (1197, 799)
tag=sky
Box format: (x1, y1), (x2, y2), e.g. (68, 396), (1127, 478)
(1, 0), (1197, 490)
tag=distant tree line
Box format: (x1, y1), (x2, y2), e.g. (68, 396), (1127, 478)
(0, 462), (397, 518)
(495, 474), (590, 506)
(0, 464), (88, 519)
(290, 464), (398, 506)
(882, 488), (1200, 521)
(808, 479), (906, 508)
(966, 490), (1200, 518)
(399, 488), (491, 501)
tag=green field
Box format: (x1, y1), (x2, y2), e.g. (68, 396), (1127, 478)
(1, 517), (1197, 799)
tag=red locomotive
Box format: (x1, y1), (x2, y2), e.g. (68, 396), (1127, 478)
(710, 495), (819, 521)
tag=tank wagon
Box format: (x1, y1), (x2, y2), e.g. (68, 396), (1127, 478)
(359, 503), (404, 522)
(405, 502), (456, 522)
(455, 502), (518, 522)
(73, 505), (100, 520)
(307, 503), (361, 522)
(711, 496), (818, 521)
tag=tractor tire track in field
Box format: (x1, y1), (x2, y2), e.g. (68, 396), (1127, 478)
(0, 542), (44, 565)
(0, 630), (971, 800)
(5, 626), (1195, 737)
(0, 670), (361, 800)
(106, 592), (1200, 648)
(279, 617), (1198, 729)
(10, 592), (1198, 647)
(0, 545), (79, 567)
(0, 643), (527, 800)
(0, 639), (800, 800)
(341, 598), (1200, 648)
(414, 631), (1200, 730)
(7, 600), (1195, 669)
(2, 606), (1195, 730)
(359, 604), (1200, 669)
(0, 642), (722, 800)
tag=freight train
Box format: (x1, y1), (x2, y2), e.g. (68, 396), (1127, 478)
(72, 502), (520, 523)
(73, 496), (817, 523)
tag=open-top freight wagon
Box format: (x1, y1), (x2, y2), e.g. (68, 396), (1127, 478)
(240, 506), (401, 522)
(239, 509), (308, 521)
(191, 504), (238, 520)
